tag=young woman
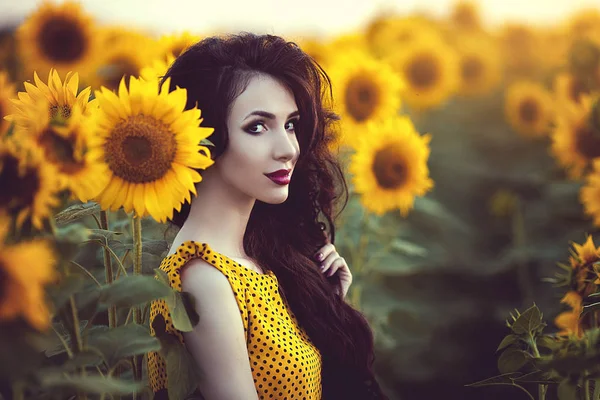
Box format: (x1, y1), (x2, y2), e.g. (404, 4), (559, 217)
(147, 33), (387, 400)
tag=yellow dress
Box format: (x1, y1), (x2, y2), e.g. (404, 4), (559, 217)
(147, 240), (322, 399)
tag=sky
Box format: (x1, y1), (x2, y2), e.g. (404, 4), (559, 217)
(0, 0), (599, 38)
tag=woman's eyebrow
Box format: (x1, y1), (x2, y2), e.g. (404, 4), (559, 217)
(243, 110), (300, 121)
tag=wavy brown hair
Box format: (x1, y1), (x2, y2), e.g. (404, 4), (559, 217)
(163, 33), (387, 399)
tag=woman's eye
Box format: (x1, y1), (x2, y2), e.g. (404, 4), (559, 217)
(245, 122), (266, 134)
(286, 119), (299, 132)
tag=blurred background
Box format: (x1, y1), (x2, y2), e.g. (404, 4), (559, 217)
(2, 0), (600, 399)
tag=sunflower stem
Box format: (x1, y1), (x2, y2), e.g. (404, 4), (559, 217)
(69, 295), (87, 400)
(100, 211), (117, 329)
(131, 214), (143, 398)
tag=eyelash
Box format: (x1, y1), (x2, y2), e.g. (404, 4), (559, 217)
(244, 119), (299, 135)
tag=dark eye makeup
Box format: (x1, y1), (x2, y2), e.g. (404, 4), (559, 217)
(243, 118), (300, 135)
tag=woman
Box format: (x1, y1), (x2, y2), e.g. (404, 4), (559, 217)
(148, 33), (387, 400)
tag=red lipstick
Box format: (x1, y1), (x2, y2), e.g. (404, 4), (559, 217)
(265, 169), (291, 185)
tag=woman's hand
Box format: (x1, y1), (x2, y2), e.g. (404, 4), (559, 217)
(314, 242), (352, 299)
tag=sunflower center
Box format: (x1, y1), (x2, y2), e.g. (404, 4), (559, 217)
(98, 57), (139, 91)
(0, 153), (39, 211)
(461, 56), (483, 82)
(105, 114), (176, 183)
(574, 124), (600, 160)
(38, 16), (86, 63)
(518, 98), (539, 124)
(38, 127), (82, 174)
(372, 147), (407, 189)
(406, 53), (439, 90)
(345, 75), (380, 122)
(49, 104), (72, 121)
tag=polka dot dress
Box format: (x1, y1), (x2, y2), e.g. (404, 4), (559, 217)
(148, 241), (322, 399)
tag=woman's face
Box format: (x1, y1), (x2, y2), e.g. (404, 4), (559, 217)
(216, 73), (300, 204)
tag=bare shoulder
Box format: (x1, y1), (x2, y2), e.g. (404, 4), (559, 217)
(180, 257), (231, 298)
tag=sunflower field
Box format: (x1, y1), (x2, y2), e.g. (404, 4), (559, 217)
(2, 1), (600, 399)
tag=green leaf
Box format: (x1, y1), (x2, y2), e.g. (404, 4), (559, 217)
(88, 229), (123, 242)
(389, 238), (428, 257)
(159, 335), (200, 400)
(86, 324), (161, 367)
(54, 202), (101, 227)
(498, 348), (531, 374)
(155, 269), (199, 332)
(465, 372), (524, 387)
(511, 370), (557, 384)
(557, 378), (578, 400)
(537, 335), (564, 351)
(39, 371), (143, 395)
(497, 334), (519, 352)
(61, 349), (104, 371)
(99, 275), (171, 308)
(510, 304), (543, 335)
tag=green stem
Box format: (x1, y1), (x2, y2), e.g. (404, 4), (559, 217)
(586, 378), (592, 400)
(529, 335), (547, 400)
(100, 211), (117, 328)
(593, 379), (600, 400)
(69, 295), (87, 400)
(131, 214), (143, 399)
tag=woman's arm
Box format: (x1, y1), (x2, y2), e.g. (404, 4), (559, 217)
(181, 259), (259, 400)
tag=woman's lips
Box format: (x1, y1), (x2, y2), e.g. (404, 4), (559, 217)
(265, 171), (291, 186)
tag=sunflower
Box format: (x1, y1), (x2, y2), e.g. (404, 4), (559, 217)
(504, 80), (554, 138)
(16, 1), (99, 78)
(295, 37), (331, 67)
(454, 34), (502, 97)
(0, 213), (56, 331)
(366, 15), (441, 60)
(551, 95), (599, 178)
(92, 76), (214, 222)
(0, 140), (61, 229)
(387, 36), (459, 110)
(27, 103), (108, 202)
(156, 31), (201, 58)
(0, 71), (16, 137)
(449, 0), (481, 31)
(90, 38), (154, 92)
(6, 69), (94, 133)
(350, 116), (433, 216)
(140, 53), (176, 83)
(555, 291), (584, 338)
(328, 51), (404, 147)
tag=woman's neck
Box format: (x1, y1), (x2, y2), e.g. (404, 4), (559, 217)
(173, 168), (255, 258)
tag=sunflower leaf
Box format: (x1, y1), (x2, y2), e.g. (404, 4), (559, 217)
(54, 202), (101, 227)
(86, 324), (160, 367)
(497, 334), (519, 352)
(497, 348), (531, 374)
(510, 304), (543, 335)
(39, 370), (143, 395)
(99, 275), (171, 308)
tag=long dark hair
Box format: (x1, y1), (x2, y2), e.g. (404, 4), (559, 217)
(163, 33), (387, 399)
